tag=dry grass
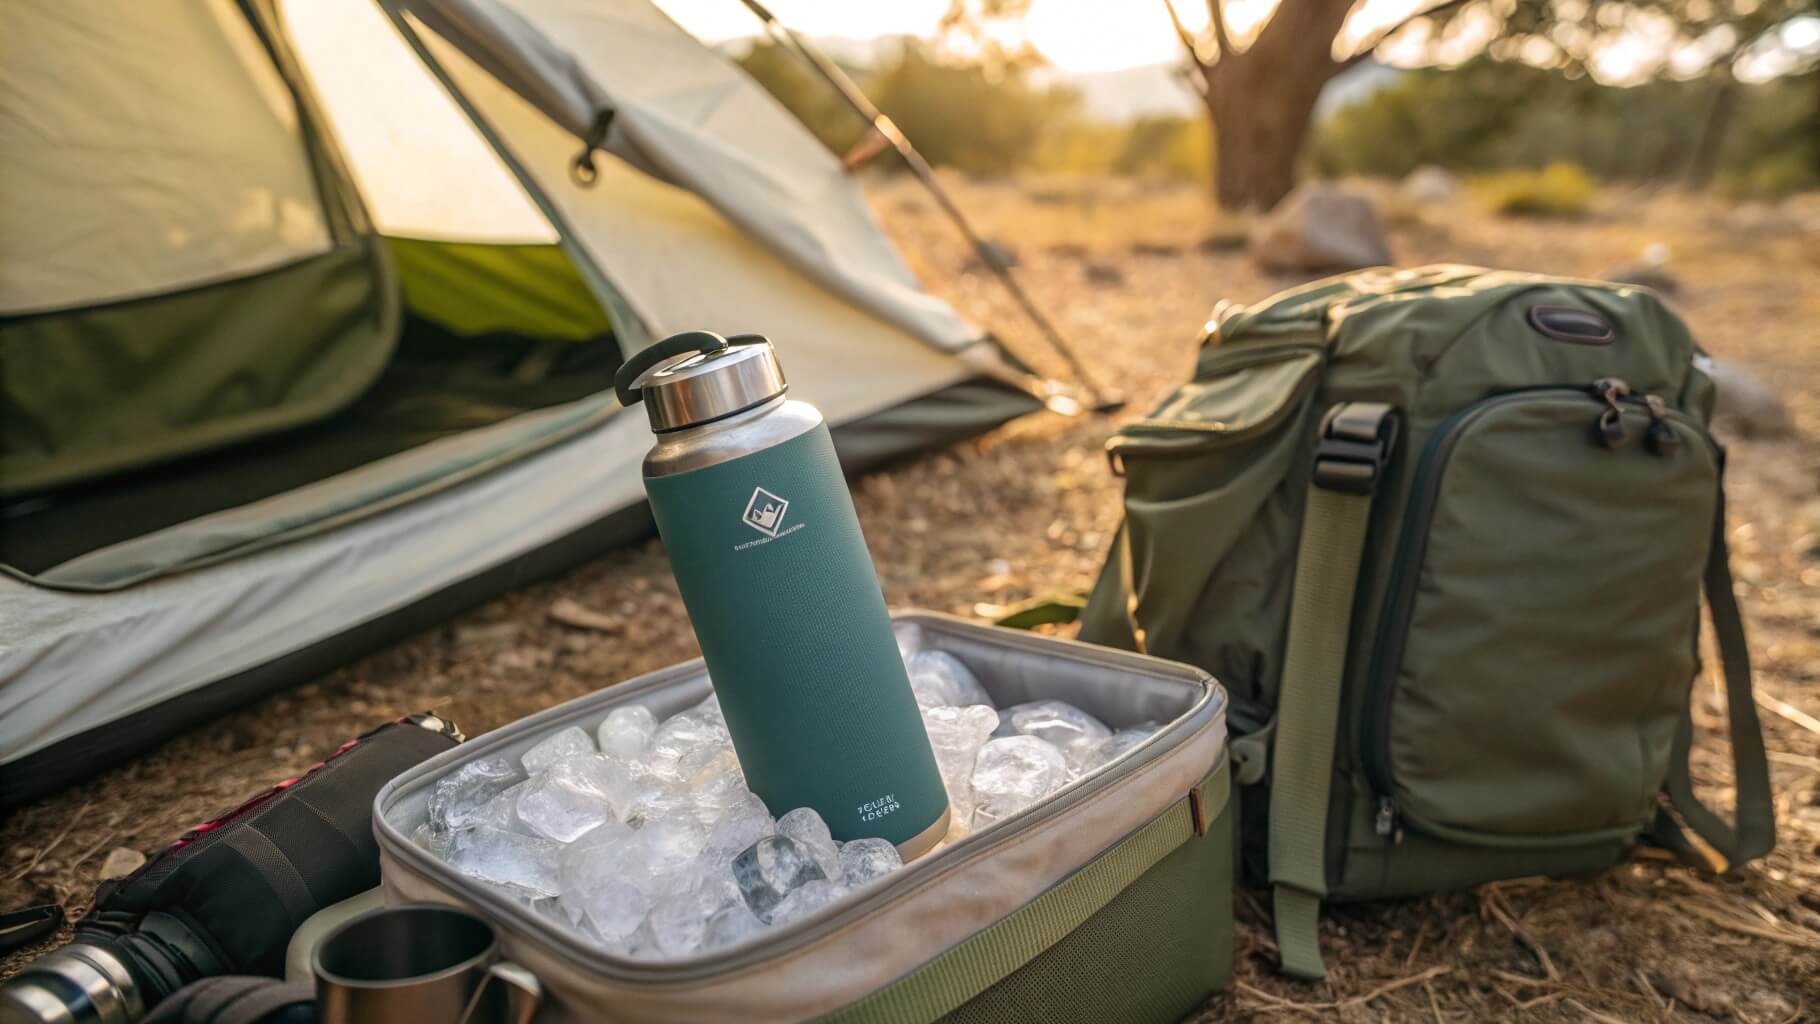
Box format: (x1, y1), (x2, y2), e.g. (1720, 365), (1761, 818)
(4, 176), (1818, 1022)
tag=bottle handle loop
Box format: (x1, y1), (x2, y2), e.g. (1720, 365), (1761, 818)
(614, 331), (769, 407)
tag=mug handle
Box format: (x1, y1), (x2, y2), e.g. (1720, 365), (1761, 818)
(457, 959), (542, 1024)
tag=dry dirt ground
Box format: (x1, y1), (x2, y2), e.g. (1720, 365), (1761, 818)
(4, 177), (1818, 1022)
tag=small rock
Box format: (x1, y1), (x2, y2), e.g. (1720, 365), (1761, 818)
(1702, 356), (1795, 439)
(1604, 263), (1681, 296)
(1400, 165), (1458, 204)
(1131, 241), (1181, 257)
(1084, 263), (1125, 286)
(1250, 184), (1392, 274)
(99, 848), (146, 881)
(1198, 229), (1248, 253)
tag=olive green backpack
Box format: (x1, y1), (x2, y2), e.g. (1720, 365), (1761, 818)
(1077, 265), (1775, 979)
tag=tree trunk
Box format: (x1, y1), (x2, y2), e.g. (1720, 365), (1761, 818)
(1685, 72), (1738, 189)
(1192, 0), (1355, 212)
(1204, 64), (1330, 210)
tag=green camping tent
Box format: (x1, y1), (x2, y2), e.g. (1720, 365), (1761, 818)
(0, 0), (1043, 802)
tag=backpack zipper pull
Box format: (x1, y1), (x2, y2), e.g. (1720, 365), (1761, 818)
(1642, 394), (1680, 454)
(1375, 796), (1404, 845)
(1592, 378), (1631, 448)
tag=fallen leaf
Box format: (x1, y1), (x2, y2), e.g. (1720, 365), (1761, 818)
(547, 599), (624, 634)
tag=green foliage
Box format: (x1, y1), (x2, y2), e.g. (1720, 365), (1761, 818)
(1108, 116), (1212, 181)
(867, 42), (1082, 176)
(1474, 162), (1596, 218)
(1311, 58), (1818, 194)
(736, 39), (1081, 178)
(1720, 152), (1817, 200)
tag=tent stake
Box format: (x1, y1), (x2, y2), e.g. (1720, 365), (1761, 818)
(736, 0), (1124, 414)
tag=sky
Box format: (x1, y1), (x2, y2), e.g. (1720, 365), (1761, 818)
(651, 0), (1820, 82)
(649, 0), (1444, 73)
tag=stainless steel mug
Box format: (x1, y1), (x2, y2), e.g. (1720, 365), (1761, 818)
(312, 905), (539, 1024)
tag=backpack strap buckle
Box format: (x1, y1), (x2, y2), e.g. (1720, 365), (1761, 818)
(1313, 402), (1399, 495)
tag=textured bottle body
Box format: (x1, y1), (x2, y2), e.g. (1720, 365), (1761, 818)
(644, 420), (949, 850)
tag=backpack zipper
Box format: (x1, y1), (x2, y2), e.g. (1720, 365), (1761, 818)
(1358, 380), (1698, 842)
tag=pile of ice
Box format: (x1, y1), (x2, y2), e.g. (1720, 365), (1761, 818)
(412, 640), (1160, 960)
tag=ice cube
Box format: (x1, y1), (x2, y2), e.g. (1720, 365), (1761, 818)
(688, 768), (754, 828)
(446, 826), (562, 896)
(732, 835), (826, 921)
(996, 701), (1110, 751)
(648, 885), (739, 958)
(838, 838), (902, 887)
(768, 878), (847, 926)
(555, 825), (635, 919)
(1073, 722), (1161, 776)
(702, 792), (775, 862)
(577, 875), (653, 944)
(970, 736), (1068, 828)
(516, 758), (623, 843)
(411, 822), (451, 859)
(522, 726), (596, 775)
(627, 782), (695, 828)
(905, 650), (993, 708)
(428, 757), (521, 832)
(596, 705), (658, 762)
(776, 807), (842, 882)
(675, 744), (742, 789)
(650, 711), (732, 774)
(472, 779), (534, 834)
(701, 900), (765, 951)
(921, 704), (999, 826)
(619, 920), (667, 960)
(626, 817), (708, 892)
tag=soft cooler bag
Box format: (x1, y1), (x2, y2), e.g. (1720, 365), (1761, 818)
(374, 613), (1233, 1023)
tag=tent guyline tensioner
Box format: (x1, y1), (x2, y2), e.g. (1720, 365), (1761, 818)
(563, 2), (1123, 415)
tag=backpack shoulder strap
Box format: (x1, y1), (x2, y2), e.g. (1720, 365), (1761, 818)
(1648, 474), (1776, 870)
(1268, 402), (1398, 981)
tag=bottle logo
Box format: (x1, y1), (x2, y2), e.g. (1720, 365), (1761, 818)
(741, 486), (790, 538)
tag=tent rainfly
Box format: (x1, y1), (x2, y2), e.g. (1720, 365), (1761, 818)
(0, 0), (1044, 802)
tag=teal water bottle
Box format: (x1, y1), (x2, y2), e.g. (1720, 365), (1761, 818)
(615, 332), (951, 857)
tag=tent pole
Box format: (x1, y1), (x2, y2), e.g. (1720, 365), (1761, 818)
(735, 0), (1123, 414)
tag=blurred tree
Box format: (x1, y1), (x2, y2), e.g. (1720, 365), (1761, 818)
(1309, 57), (1817, 196)
(867, 41), (1083, 176)
(1169, 0), (1818, 209)
(936, 0), (1046, 74)
(1431, 1), (1820, 187)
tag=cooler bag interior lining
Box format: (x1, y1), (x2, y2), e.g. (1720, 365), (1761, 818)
(373, 614), (1230, 1021)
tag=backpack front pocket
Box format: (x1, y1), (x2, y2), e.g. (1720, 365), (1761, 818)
(1095, 346), (1322, 711)
(1361, 385), (1719, 846)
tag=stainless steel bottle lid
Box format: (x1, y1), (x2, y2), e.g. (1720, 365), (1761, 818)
(614, 331), (787, 433)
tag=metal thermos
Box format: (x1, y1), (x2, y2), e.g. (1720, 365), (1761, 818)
(616, 332), (950, 857)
